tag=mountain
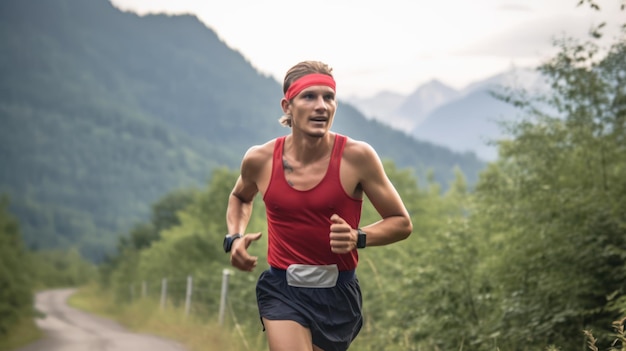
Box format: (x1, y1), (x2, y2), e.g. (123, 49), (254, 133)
(344, 90), (405, 123)
(348, 67), (547, 161)
(0, 0), (486, 261)
(394, 80), (461, 131)
(410, 89), (518, 161)
(411, 67), (547, 160)
(460, 66), (547, 96)
(345, 80), (461, 132)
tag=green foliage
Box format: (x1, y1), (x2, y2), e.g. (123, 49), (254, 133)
(101, 168), (266, 318)
(0, 195), (96, 345)
(28, 248), (98, 289)
(468, 27), (626, 349)
(100, 186), (200, 292)
(353, 16), (626, 351)
(0, 316), (42, 351)
(0, 196), (33, 336)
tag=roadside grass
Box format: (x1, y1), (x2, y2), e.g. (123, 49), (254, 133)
(69, 284), (262, 351)
(583, 316), (626, 351)
(0, 315), (42, 351)
(68, 284), (626, 351)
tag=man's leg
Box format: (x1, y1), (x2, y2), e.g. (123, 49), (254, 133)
(263, 318), (325, 351)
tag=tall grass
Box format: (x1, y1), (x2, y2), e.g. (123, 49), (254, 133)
(69, 284), (626, 351)
(583, 317), (626, 351)
(0, 315), (42, 351)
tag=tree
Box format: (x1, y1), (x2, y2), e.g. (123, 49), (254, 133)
(473, 23), (626, 349)
(0, 196), (33, 335)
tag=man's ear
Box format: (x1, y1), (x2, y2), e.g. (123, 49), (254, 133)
(280, 98), (290, 114)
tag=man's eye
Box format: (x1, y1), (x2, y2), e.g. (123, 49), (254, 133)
(303, 93), (315, 99)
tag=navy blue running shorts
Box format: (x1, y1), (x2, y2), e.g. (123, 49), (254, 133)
(256, 267), (363, 351)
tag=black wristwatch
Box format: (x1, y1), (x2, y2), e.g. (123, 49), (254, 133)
(223, 233), (242, 253)
(356, 228), (367, 249)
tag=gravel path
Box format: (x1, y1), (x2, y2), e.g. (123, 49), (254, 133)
(13, 288), (189, 351)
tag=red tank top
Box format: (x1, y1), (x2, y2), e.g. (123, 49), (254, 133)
(263, 134), (363, 271)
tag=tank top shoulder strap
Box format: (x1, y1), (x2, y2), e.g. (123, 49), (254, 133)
(329, 133), (347, 171)
(272, 136), (286, 176)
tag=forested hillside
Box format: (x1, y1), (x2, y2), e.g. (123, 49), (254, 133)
(0, 0), (485, 261)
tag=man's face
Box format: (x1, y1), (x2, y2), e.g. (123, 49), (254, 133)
(287, 85), (337, 138)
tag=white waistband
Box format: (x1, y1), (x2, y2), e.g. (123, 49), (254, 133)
(286, 264), (339, 288)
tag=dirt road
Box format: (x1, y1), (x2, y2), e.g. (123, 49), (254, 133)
(13, 288), (189, 351)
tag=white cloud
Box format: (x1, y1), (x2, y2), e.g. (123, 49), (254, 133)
(459, 10), (623, 58)
(497, 4), (534, 12)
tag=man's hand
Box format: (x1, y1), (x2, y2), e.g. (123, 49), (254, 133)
(230, 232), (262, 271)
(329, 214), (357, 254)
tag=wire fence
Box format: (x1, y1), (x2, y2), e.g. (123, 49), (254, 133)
(127, 269), (246, 325)
(122, 266), (405, 350)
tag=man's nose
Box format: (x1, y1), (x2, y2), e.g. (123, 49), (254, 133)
(314, 96), (328, 110)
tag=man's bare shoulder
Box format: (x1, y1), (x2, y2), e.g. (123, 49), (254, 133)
(242, 139), (276, 168)
(343, 137), (378, 163)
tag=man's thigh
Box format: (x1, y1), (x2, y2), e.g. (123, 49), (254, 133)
(263, 318), (325, 351)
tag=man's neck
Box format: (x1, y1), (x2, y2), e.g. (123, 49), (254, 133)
(285, 132), (334, 164)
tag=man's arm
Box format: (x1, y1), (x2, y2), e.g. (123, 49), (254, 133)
(227, 175), (256, 236)
(358, 141), (412, 246)
(330, 140), (412, 254)
(226, 146), (265, 271)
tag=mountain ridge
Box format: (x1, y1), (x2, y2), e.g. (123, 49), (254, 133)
(347, 66), (545, 160)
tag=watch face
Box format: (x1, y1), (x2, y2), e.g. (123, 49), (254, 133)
(223, 234), (241, 253)
(223, 236), (231, 252)
(357, 231), (366, 248)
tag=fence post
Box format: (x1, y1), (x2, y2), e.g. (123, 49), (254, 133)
(218, 269), (231, 325)
(184, 275), (193, 318)
(130, 283), (134, 302)
(160, 278), (168, 311)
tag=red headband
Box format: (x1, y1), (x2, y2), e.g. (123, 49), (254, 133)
(284, 73), (336, 100)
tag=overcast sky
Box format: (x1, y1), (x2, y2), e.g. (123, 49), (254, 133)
(109, 0), (624, 98)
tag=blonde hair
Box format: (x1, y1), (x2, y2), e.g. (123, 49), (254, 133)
(279, 61), (334, 127)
